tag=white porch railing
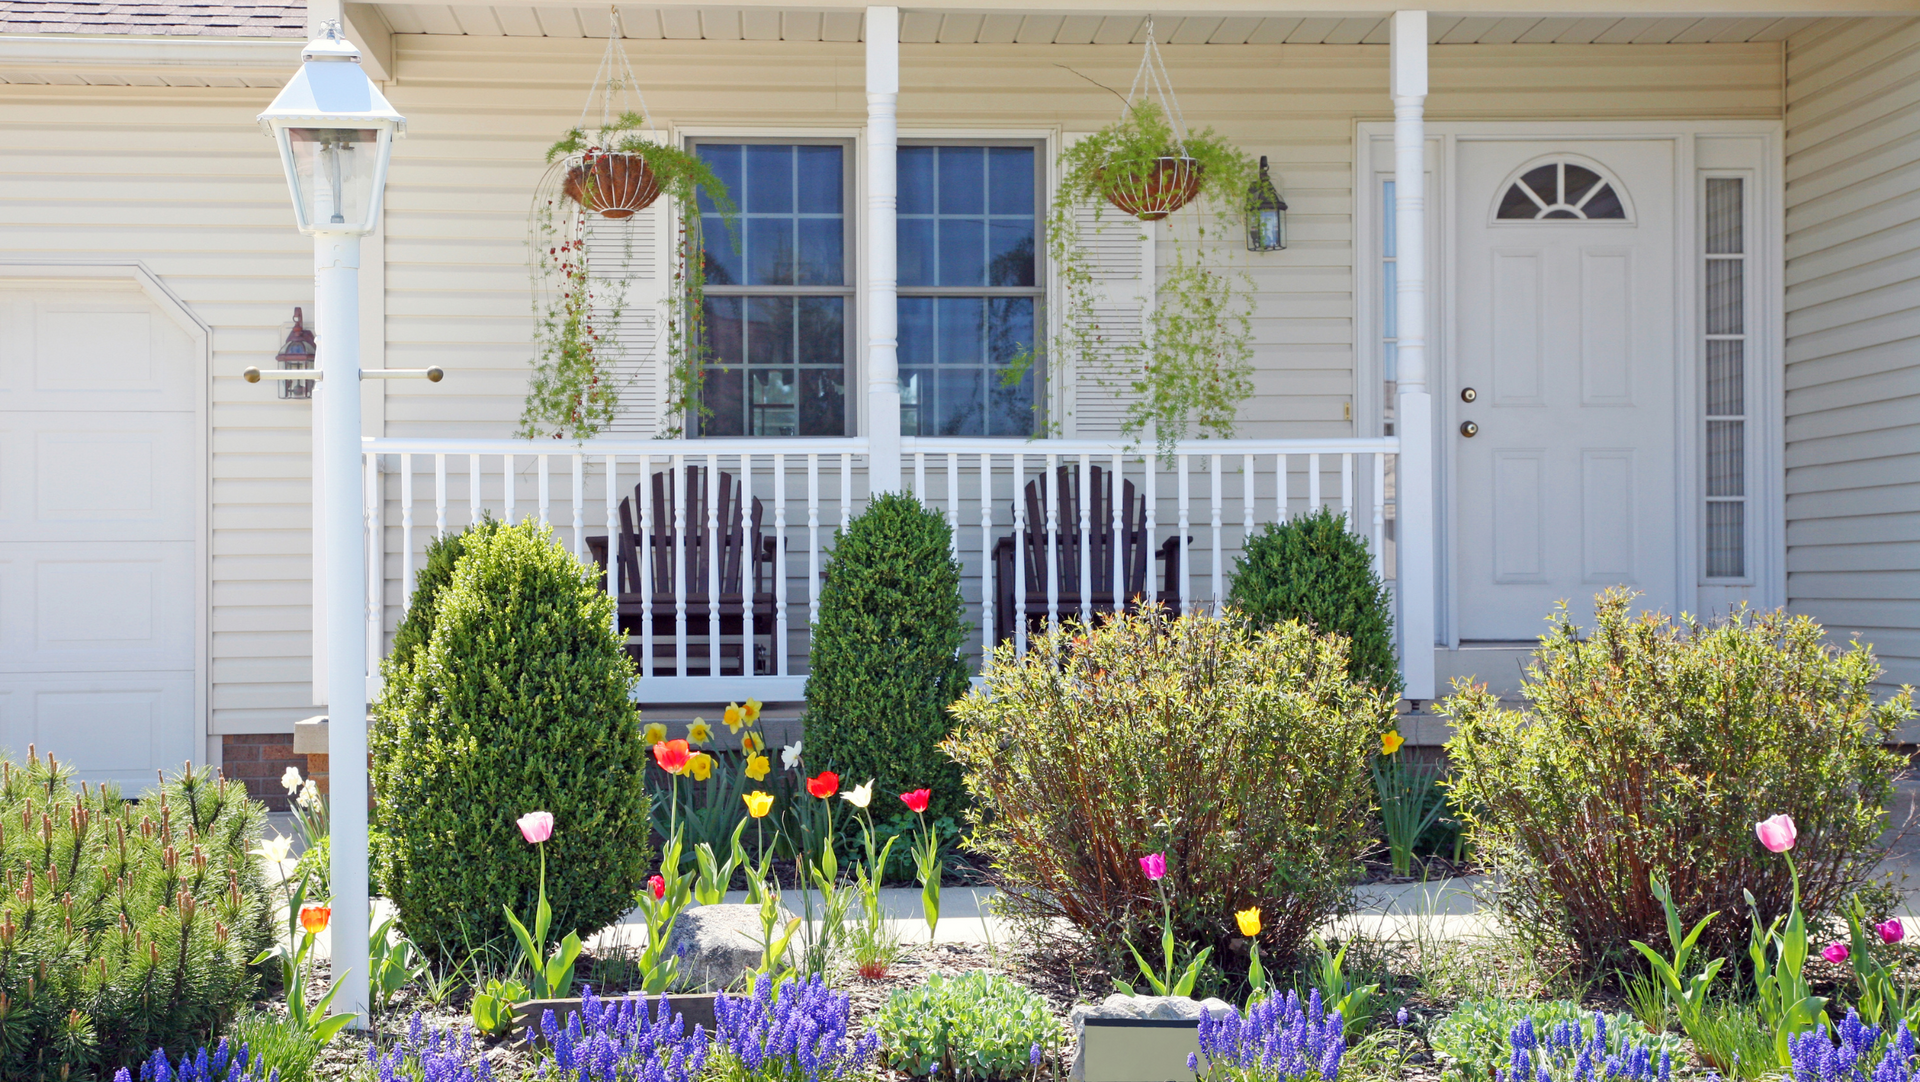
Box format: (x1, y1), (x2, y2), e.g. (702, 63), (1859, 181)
(362, 435), (1398, 703)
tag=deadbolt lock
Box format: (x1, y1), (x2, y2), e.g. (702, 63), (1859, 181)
(1460, 421), (1480, 438)
(1461, 387), (1477, 403)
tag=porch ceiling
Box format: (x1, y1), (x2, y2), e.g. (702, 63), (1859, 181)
(369, 6), (1827, 45)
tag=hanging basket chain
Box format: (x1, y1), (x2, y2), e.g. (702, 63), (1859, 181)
(579, 6), (653, 138)
(1122, 17), (1190, 153)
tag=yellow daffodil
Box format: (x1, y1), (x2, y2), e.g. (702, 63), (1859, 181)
(745, 754), (771, 781)
(723, 703), (746, 732)
(842, 780), (874, 809)
(742, 731), (764, 755)
(743, 791), (774, 818)
(687, 752), (715, 782)
(744, 699), (763, 724)
(687, 719), (713, 745)
(642, 722), (668, 747)
(1380, 730), (1406, 755)
(1236, 907), (1262, 937)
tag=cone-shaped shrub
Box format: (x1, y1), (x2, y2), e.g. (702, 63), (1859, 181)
(1226, 506), (1399, 696)
(0, 753), (273, 1077)
(803, 493), (971, 823)
(372, 519), (651, 958)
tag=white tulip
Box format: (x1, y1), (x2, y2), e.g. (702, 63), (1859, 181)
(842, 780), (874, 809)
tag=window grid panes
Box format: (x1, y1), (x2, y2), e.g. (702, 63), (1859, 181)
(1703, 177), (1747, 579)
(898, 144), (1043, 437)
(695, 142), (852, 437)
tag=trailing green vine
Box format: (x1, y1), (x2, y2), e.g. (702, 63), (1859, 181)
(522, 113), (734, 440)
(1049, 97), (1258, 459)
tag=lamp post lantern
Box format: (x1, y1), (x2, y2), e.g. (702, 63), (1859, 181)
(257, 21), (404, 1027)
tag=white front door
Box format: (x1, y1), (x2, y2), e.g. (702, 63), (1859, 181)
(0, 280), (200, 786)
(1453, 140), (1679, 640)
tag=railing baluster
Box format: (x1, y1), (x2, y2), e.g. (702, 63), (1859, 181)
(1045, 453), (1059, 636)
(1110, 450), (1124, 617)
(1209, 454), (1222, 615)
(503, 453), (516, 524)
(913, 451), (926, 502)
(1309, 452), (1321, 515)
(1012, 452), (1026, 657)
(400, 453), (414, 610)
(571, 454), (585, 559)
(707, 452), (721, 679)
(538, 453), (550, 527)
(637, 453), (651, 675)
(740, 452), (753, 675)
(1144, 456), (1157, 611)
(365, 453), (382, 679)
(807, 455), (821, 633)
(946, 453), (960, 563)
(1372, 452), (1387, 582)
(1177, 455), (1191, 615)
(605, 454), (619, 639)
(774, 453), (789, 677)
(1277, 453), (1288, 520)
(468, 453), (481, 527)
(1341, 453), (1355, 529)
(1242, 453), (1255, 552)
(1078, 453), (1092, 627)
(434, 454), (447, 541)
(673, 454), (688, 678)
(979, 451), (994, 670)
(841, 453), (853, 530)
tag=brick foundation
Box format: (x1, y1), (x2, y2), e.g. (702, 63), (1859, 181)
(220, 734), (309, 812)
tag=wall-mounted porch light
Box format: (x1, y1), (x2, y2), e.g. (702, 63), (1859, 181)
(276, 307), (317, 399)
(1245, 155), (1288, 252)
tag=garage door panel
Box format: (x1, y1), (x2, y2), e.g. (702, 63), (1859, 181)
(0, 542), (195, 673)
(0, 287), (199, 413)
(0, 675), (195, 788)
(0, 412), (196, 540)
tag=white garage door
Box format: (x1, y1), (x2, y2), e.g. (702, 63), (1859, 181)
(0, 278), (201, 788)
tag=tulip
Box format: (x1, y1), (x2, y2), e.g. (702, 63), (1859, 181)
(807, 771), (840, 799)
(1235, 907), (1261, 937)
(1756, 813), (1798, 853)
(517, 810), (554, 845)
(843, 780), (873, 809)
(743, 791), (775, 818)
(687, 752), (714, 782)
(653, 740), (691, 775)
(900, 789), (932, 814)
(1822, 942), (1850, 964)
(299, 905), (330, 935)
(649, 874), (666, 900)
(745, 754), (771, 782)
(254, 833), (292, 866)
(1140, 853), (1167, 881)
(1380, 730), (1406, 755)
(1878, 918), (1906, 945)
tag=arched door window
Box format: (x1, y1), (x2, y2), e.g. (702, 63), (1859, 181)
(1495, 159), (1629, 221)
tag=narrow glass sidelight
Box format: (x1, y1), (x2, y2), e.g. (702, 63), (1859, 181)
(1703, 177), (1747, 579)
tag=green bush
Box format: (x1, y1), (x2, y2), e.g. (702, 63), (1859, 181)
(371, 519), (653, 959)
(1430, 999), (1674, 1081)
(804, 493), (972, 823)
(1445, 589), (1913, 972)
(946, 606), (1387, 982)
(0, 753), (273, 1078)
(1226, 506), (1399, 695)
(874, 971), (1060, 1079)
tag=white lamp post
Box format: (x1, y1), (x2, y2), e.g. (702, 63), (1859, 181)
(256, 21), (404, 1026)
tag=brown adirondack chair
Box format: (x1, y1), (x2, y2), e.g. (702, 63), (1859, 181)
(586, 465), (777, 676)
(991, 463), (1181, 646)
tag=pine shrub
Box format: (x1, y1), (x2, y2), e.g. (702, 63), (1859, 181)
(946, 606), (1389, 979)
(804, 493), (972, 822)
(371, 519), (652, 958)
(0, 752), (273, 1078)
(1445, 589), (1914, 972)
(1226, 507), (1400, 695)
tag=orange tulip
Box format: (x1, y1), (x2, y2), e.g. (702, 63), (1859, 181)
(299, 905), (331, 935)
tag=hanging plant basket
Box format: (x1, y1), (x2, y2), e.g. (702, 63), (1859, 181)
(1099, 155), (1205, 221)
(562, 150), (663, 219)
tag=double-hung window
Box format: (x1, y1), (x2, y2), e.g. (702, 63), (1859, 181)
(695, 140), (854, 437)
(897, 143), (1044, 437)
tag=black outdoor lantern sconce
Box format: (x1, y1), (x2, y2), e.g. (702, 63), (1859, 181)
(1245, 155), (1288, 252)
(276, 306), (317, 399)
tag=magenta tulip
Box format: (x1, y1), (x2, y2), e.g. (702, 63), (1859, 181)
(1878, 918), (1906, 945)
(1822, 942), (1850, 964)
(517, 810), (554, 845)
(1139, 853), (1167, 881)
(1755, 813), (1797, 854)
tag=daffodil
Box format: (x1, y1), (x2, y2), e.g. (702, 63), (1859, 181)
(723, 703), (745, 732)
(298, 780), (323, 810)
(280, 766), (303, 794)
(642, 722), (668, 747)
(842, 780), (874, 809)
(1380, 730), (1406, 755)
(743, 791), (774, 818)
(687, 719), (713, 745)
(781, 740), (804, 771)
(744, 699), (762, 724)
(1235, 907), (1262, 937)
(745, 754), (771, 781)
(687, 752), (714, 782)
(742, 731), (764, 755)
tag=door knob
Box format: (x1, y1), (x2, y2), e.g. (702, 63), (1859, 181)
(1461, 387), (1477, 402)
(1460, 421), (1479, 438)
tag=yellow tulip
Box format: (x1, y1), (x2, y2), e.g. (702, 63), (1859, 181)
(744, 699), (763, 723)
(743, 791), (774, 818)
(723, 703), (746, 732)
(745, 754), (771, 782)
(642, 722), (668, 747)
(1235, 907), (1262, 937)
(1381, 730), (1406, 755)
(687, 720), (713, 745)
(687, 752), (714, 781)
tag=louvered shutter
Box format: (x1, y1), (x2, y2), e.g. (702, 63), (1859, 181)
(1057, 140), (1156, 437)
(581, 131), (672, 436)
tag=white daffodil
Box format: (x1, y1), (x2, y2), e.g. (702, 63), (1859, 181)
(253, 833), (293, 866)
(297, 779), (323, 810)
(842, 780), (874, 809)
(280, 766), (303, 794)
(780, 740), (804, 771)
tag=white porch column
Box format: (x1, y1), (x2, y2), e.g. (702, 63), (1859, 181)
(1391, 10), (1436, 702)
(865, 6), (903, 493)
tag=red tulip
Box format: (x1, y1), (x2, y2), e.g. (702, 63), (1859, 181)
(806, 771), (840, 799)
(653, 740), (691, 775)
(900, 789), (932, 814)
(648, 874), (665, 900)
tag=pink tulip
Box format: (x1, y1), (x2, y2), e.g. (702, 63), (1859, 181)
(1139, 853), (1167, 881)
(1822, 942), (1850, 965)
(1755, 813), (1797, 854)
(1878, 918), (1906, 945)
(517, 810), (554, 845)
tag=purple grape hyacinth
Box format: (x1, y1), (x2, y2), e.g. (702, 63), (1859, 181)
(121, 1038), (275, 1082)
(533, 987), (712, 1082)
(366, 1016), (495, 1082)
(1498, 1011), (1673, 1082)
(1193, 988), (1347, 1081)
(1788, 1009), (1918, 1082)
(713, 974), (882, 1082)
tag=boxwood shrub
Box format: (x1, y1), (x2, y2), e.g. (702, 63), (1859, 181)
(1226, 506), (1399, 696)
(371, 519), (652, 958)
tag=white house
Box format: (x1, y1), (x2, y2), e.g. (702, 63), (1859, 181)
(0, 0), (1914, 800)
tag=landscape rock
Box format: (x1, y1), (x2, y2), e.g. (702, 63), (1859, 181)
(663, 903), (793, 992)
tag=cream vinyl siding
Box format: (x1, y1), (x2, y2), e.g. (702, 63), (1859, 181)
(1783, 17), (1920, 690)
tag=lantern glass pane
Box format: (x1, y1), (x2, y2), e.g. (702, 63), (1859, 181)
(289, 127), (380, 230)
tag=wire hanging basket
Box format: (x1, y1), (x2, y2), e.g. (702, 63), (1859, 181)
(553, 10), (662, 219)
(1100, 18), (1205, 221)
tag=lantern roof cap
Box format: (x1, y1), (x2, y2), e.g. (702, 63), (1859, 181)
(256, 21), (405, 136)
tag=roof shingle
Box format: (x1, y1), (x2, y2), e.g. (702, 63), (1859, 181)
(0, 0), (307, 38)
